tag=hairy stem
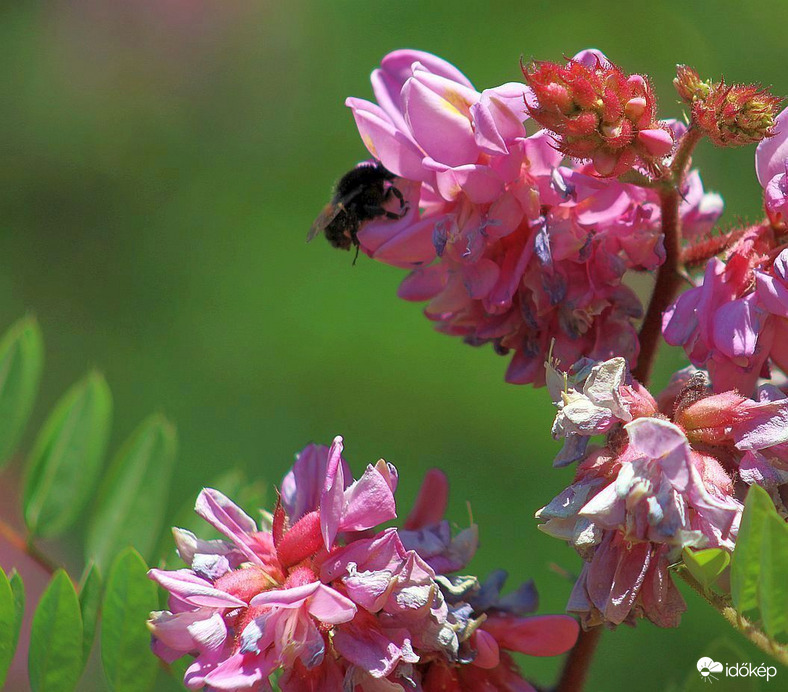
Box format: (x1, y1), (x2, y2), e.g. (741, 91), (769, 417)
(676, 570), (788, 667)
(0, 517), (59, 576)
(555, 627), (603, 692)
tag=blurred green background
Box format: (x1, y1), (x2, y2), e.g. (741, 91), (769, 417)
(0, 1), (785, 689)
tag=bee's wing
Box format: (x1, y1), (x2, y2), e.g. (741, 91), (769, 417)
(307, 204), (342, 242)
(306, 185), (365, 242)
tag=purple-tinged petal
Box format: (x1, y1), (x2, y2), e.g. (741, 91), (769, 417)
(571, 48), (612, 69)
(194, 489), (263, 565)
(734, 399), (788, 450)
(755, 106), (788, 187)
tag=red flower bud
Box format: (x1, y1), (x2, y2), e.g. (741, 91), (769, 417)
(523, 56), (671, 177)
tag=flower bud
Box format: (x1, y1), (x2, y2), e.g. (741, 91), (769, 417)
(678, 67), (782, 147)
(523, 54), (672, 177)
(674, 65), (712, 103)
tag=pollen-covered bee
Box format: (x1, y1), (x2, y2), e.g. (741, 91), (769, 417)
(308, 160), (409, 260)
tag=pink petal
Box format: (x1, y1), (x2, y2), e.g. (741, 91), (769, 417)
(404, 468), (448, 529)
(402, 74), (478, 167)
(482, 614), (579, 656)
(755, 106), (788, 187)
(734, 399), (788, 450)
(345, 98), (427, 181)
(637, 128), (674, 157)
(425, 159), (504, 204)
(572, 48), (612, 69)
(359, 212), (440, 267)
(340, 464), (398, 532)
(194, 489), (262, 566)
(203, 652), (272, 690)
(397, 263), (448, 302)
(148, 569), (246, 608)
(307, 584), (358, 624)
(320, 436), (346, 550)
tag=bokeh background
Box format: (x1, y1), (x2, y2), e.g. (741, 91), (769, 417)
(1, 1), (786, 689)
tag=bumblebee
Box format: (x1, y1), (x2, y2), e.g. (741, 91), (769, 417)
(308, 160), (408, 259)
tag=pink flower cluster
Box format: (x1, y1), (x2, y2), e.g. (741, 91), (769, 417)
(346, 49), (722, 386)
(148, 437), (579, 691)
(538, 357), (788, 628)
(663, 109), (788, 395)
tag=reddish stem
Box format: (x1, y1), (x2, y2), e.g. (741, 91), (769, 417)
(555, 627), (602, 692)
(632, 186), (682, 383)
(0, 518), (59, 576)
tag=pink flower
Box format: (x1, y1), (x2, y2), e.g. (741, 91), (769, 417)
(539, 357), (788, 628)
(663, 225), (777, 395)
(150, 438), (577, 690)
(339, 49), (721, 386)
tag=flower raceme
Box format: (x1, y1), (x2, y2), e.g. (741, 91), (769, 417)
(538, 357), (788, 628)
(340, 49), (721, 386)
(148, 437), (579, 691)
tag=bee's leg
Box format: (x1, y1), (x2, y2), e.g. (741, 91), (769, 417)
(352, 243), (360, 265)
(388, 186), (409, 217)
(364, 204), (404, 221)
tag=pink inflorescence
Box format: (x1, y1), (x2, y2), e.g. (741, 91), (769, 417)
(345, 49), (721, 386)
(537, 356), (788, 629)
(663, 107), (788, 396)
(148, 437), (579, 691)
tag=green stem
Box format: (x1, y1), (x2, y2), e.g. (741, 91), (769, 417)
(676, 569), (788, 667)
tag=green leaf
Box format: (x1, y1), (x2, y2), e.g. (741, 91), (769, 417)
(0, 567), (17, 687)
(87, 415), (177, 568)
(730, 484), (788, 640)
(101, 548), (158, 692)
(78, 563), (102, 668)
(23, 372), (113, 537)
(0, 316), (43, 467)
(28, 570), (84, 692)
(760, 512), (788, 638)
(682, 547), (730, 589)
(730, 484), (773, 612)
(9, 570), (25, 660)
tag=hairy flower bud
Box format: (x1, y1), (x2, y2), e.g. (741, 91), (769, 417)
(522, 54), (672, 176)
(684, 72), (782, 147)
(674, 65), (712, 103)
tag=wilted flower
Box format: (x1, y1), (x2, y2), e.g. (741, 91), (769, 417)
(538, 357), (788, 628)
(149, 437), (579, 690)
(339, 49), (721, 386)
